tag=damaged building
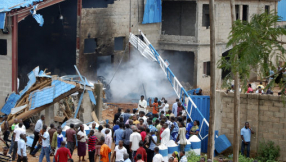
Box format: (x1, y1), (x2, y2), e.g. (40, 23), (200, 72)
(0, 0), (280, 107)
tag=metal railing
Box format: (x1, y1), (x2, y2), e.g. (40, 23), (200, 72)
(129, 30), (209, 140)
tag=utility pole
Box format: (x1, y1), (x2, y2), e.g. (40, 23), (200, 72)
(207, 0), (216, 159)
(230, 0), (240, 161)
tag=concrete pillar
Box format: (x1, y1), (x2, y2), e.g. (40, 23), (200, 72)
(95, 83), (103, 121)
(193, 49), (198, 87)
(81, 91), (94, 123)
(45, 104), (54, 126)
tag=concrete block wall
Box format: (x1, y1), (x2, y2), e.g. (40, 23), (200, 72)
(0, 28), (12, 108)
(216, 91), (286, 161)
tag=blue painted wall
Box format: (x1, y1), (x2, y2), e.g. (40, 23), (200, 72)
(278, 0), (286, 21)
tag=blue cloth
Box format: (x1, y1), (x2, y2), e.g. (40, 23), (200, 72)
(31, 144), (41, 156)
(148, 125), (157, 132)
(114, 128), (124, 145)
(240, 127), (251, 142)
(186, 122), (193, 139)
(142, 0), (162, 24)
(149, 135), (157, 150)
(113, 125), (119, 132)
(0, 13), (6, 29)
(39, 146), (50, 162)
(124, 159), (132, 162)
(122, 113), (131, 123)
(57, 134), (64, 148)
(170, 122), (179, 141)
(122, 128), (133, 145)
(42, 132), (50, 147)
(172, 103), (178, 117)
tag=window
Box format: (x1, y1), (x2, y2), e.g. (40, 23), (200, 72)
(0, 39), (7, 55)
(265, 5), (270, 14)
(84, 38), (97, 53)
(242, 5), (248, 22)
(235, 5), (240, 20)
(203, 61), (210, 76)
(114, 37), (125, 51)
(202, 4), (210, 27)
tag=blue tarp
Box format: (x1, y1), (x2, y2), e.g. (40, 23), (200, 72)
(278, 0), (286, 21)
(88, 90), (96, 105)
(142, 0), (162, 24)
(19, 67), (39, 97)
(29, 86), (54, 110)
(1, 93), (21, 114)
(0, 13), (5, 29)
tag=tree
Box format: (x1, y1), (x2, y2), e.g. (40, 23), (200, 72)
(218, 11), (286, 161)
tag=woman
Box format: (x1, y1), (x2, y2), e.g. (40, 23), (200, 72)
(140, 127), (146, 142)
(185, 118), (192, 139)
(247, 84), (253, 93)
(87, 130), (97, 162)
(112, 140), (127, 162)
(176, 122), (187, 151)
(169, 117), (179, 141)
(172, 151), (180, 162)
(137, 119), (147, 129)
(77, 125), (87, 162)
(190, 120), (200, 137)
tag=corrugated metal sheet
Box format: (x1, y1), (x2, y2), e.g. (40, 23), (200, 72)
(88, 90), (96, 105)
(32, 13), (44, 26)
(29, 86), (54, 110)
(278, 0), (286, 21)
(188, 95), (210, 153)
(0, 0), (43, 12)
(52, 80), (76, 99)
(19, 67), (39, 97)
(142, 0), (162, 24)
(1, 93), (21, 114)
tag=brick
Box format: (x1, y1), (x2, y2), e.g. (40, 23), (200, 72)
(274, 112), (284, 118)
(269, 106), (280, 112)
(273, 123), (284, 129)
(260, 105), (268, 111)
(279, 129), (286, 134)
(264, 111), (273, 116)
(273, 134), (284, 140)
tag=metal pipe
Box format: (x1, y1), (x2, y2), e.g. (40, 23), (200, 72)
(12, 15), (18, 93)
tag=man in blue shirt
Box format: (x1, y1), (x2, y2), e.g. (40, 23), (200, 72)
(122, 124), (133, 159)
(241, 122), (255, 157)
(113, 123), (124, 146)
(172, 99), (179, 117)
(122, 109), (131, 123)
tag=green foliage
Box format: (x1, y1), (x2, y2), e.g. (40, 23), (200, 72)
(218, 11), (286, 91)
(237, 154), (260, 162)
(257, 140), (280, 162)
(186, 151), (218, 162)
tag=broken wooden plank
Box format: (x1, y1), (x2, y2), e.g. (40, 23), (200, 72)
(54, 116), (65, 122)
(91, 111), (99, 123)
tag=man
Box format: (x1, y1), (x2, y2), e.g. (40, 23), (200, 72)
(90, 122), (98, 133)
(17, 134), (27, 162)
(152, 147), (164, 162)
(138, 111), (147, 125)
(49, 124), (57, 155)
(95, 125), (105, 141)
(114, 123), (124, 146)
(2, 116), (10, 148)
(122, 109), (131, 123)
(257, 82), (265, 90)
(163, 100), (169, 115)
(9, 119), (18, 155)
(123, 153), (131, 162)
(100, 136), (111, 162)
(148, 130), (157, 162)
(66, 124), (76, 155)
(138, 95), (147, 113)
(129, 127), (141, 161)
(104, 129), (112, 161)
(134, 141), (147, 162)
(52, 128), (64, 162)
(155, 119), (162, 143)
(147, 120), (157, 132)
(241, 122), (255, 157)
(161, 123), (170, 145)
(101, 124), (112, 138)
(30, 115), (44, 154)
(200, 157), (205, 162)
(179, 151), (187, 162)
(149, 97), (159, 117)
(17, 120), (26, 131)
(169, 117), (179, 141)
(54, 141), (72, 162)
(30, 124), (45, 157)
(12, 123), (25, 161)
(87, 130), (97, 162)
(172, 99), (179, 117)
(113, 108), (122, 126)
(132, 115), (139, 125)
(39, 125), (50, 162)
(255, 86), (264, 94)
(177, 102), (183, 117)
(122, 124), (133, 159)
(0, 147), (11, 162)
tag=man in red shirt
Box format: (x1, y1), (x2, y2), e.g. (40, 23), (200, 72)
(135, 141), (147, 162)
(66, 124), (76, 155)
(149, 97), (159, 117)
(55, 141), (72, 162)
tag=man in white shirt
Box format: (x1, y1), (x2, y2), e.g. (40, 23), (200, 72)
(39, 125), (50, 162)
(138, 95), (147, 113)
(162, 100), (169, 115)
(172, 99), (179, 117)
(104, 129), (112, 160)
(152, 147), (164, 162)
(138, 111), (148, 125)
(30, 115), (44, 154)
(161, 123), (170, 145)
(17, 134), (27, 162)
(129, 127), (141, 160)
(12, 123), (26, 160)
(101, 124), (112, 138)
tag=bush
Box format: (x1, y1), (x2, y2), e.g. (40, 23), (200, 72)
(186, 151), (207, 162)
(238, 154), (260, 162)
(257, 140), (280, 162)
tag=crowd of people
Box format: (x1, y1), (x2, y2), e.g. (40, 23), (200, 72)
(0, 95), (218, 162)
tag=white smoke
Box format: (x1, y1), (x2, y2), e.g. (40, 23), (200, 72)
(97, 50), (175, 102)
